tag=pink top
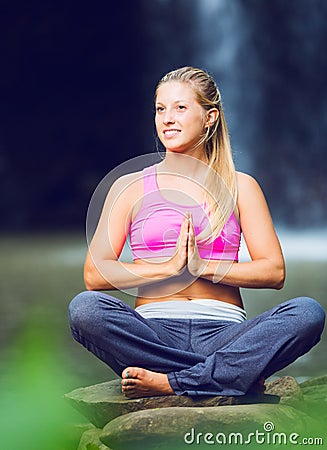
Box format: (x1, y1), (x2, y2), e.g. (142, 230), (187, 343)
(129, 164), (241, 261)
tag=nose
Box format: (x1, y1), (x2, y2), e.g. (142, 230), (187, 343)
(163, 108), (175, 125)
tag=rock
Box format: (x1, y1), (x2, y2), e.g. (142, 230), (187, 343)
(77, 426), (111, 450)
(65, 379), (279, 428)
(301, 384), (327, 401)
(265, 376), (303, 406)
(71, 423), (98, 448)
(300, 375), (327, 388)
(100, 404), (319, 450)
(299, 375), (327, 422)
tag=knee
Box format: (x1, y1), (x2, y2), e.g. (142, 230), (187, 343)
(288, 297), (325, 338)
(303, 297), (325, 332)
(68, 290), (124, 333)
(68, 291), (100, 332)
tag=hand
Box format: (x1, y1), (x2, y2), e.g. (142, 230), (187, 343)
(165, 214), (189, 276)
(187, 214), (208, 277)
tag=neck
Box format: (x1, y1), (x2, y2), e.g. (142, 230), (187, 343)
(160, 152), (208, 181)
(166, 143), (207, 162)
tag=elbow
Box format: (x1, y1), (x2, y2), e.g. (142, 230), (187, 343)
(84, 267), (97, 291)
(83, 265), (106, 291)
(272, 265), (286, 290)
(84, 279), (95, 291)
(84, 259), (116, 291)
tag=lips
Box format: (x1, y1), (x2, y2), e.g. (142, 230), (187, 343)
(163, 129), (181, 138)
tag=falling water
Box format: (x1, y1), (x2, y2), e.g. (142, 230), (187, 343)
(195, 0), (327, 229)
(194, 0), (258, 172)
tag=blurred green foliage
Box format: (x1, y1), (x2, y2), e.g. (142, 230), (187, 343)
(0, 319), (82, 450)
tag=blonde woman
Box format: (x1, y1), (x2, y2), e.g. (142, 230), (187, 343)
(69, 67), (325, 398)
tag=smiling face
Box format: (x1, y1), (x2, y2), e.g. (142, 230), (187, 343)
(155, 81), (208, 155)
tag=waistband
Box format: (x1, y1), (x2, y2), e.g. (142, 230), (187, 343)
(135, 299), (247, 323)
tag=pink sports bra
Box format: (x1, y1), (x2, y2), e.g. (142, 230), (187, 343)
(129, 164), (241, 261)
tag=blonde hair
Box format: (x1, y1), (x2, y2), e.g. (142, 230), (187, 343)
(155, 66), (238, 243)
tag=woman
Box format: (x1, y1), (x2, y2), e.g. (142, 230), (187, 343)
(69, 66), (325, 399)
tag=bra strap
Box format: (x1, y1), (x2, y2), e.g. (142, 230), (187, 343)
(142, 164), (158, 194)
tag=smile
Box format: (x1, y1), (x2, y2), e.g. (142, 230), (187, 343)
(163, 129), (181, 138)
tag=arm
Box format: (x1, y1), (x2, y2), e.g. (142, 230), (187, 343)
(84, 173), (189, 291)
(188, 172), (285, 289)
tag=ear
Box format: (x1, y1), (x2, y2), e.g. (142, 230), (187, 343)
(205, 108), (219, 127)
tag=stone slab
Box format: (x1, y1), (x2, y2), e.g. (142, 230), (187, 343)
(100, 403), (319, 450)
(65, 379), (279, 428)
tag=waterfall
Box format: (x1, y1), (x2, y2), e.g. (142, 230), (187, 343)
(195, 0), (327, 228)
(195, 0), (257, 173)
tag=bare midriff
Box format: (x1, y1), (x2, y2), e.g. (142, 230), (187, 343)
(134, 258), (244, 309)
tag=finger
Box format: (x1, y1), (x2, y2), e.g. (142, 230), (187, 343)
(184, 214), (191, 231)
(188, 239), (194, 258)
(188, 219), (195, 245)
(187, 233), (194, 260)
(179, 215), (190, 246)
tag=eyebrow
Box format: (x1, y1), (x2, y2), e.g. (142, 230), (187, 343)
(155, 99), (189, 105)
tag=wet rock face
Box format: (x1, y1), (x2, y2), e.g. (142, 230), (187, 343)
(66, 375), (327, 450)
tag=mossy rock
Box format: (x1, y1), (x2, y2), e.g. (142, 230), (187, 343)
(299, 375), (327, 422)
(300, 375), (327, 389)
(265, 375), (303, 407)
(77, 426), (111, 450)
(100, 403), (319, 450)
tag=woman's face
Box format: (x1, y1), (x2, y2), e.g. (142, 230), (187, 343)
(155, 81), (207, 154)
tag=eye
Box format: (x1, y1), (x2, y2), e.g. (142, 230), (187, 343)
(156, 106), (164, 113)
(177, 105), (186, 111)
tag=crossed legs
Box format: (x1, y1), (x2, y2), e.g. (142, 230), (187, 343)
(68, 292), (325, 398)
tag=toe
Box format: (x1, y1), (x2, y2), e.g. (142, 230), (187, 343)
(121, 368), (130, 379)
(121, 378), (135, 387)
(122, 367), (137, 379)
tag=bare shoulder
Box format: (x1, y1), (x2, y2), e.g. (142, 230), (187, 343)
(107, 169), (144, 204)
(236, 171), (265, 201)
(236, 171), (261, 191)
(235, 171), (269, 217)
(111, 170), (143, 193)
(235, 169), (276, 240)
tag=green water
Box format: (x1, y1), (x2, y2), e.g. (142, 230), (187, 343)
(0, 234), (326, 449)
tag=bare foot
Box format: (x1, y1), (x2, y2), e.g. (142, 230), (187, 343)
(121, 367), (175, 398)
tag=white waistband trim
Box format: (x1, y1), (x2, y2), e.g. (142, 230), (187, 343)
(135, 299), (246, 323)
